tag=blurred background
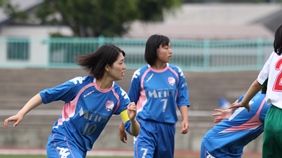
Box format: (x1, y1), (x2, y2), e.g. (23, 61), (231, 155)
(0, 0), (281, 156)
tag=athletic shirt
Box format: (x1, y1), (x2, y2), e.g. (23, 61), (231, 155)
(39, 76), (130, 151)
(258, 51), (282, 109)
(128, 63), (190, 124)
(202, 92), (270, 157)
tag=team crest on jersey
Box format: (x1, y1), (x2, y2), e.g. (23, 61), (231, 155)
(168, 77), (176, 86)
(105, 100), (114, 111)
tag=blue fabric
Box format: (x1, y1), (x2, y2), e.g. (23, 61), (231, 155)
(40, 76), (130, 152)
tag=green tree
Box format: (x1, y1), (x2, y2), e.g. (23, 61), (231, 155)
(0, 0), (182, 37)
(0, 0), (28, 21)
(184, 0), (282, 2)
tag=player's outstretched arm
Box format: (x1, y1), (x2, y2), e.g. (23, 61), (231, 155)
(229, 79), (262, 112)
(3, 93), (43, 128)
(213, 109), (234, 123)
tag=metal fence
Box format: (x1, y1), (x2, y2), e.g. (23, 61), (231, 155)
(0, 37), (274, 71)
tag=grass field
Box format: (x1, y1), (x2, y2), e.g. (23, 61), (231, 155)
(0, 155), (259, 158)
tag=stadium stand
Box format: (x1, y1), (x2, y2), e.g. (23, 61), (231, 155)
(0, 68), (262, 152)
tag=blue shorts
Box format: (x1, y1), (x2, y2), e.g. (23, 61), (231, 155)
(200, 143), (216, 158)
(200, 141), (242, 158)
(134, 118), (175, 158)
(46, 133), (86, 158)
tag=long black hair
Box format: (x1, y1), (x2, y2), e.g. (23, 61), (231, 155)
(76, 44), (125, 80)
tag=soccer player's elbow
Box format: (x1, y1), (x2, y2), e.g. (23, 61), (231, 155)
(124, 120), (140, 136)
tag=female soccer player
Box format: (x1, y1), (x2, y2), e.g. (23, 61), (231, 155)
(230, 24), (282, 158)
(3, 44), (140, 158)
(201, 87), (270, 158)
(119, 34), (190, 158)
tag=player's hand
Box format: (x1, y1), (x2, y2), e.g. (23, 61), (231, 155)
(4, 113), (24, 128)
(181, 120), (189, 134)
(229, 102), (250, 112)
(127, 102), (137, 121)
(119, 127), (127, 143)
(213, 109), (233, 123)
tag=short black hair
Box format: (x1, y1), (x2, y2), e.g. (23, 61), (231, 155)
(144, 34), (170, 66)
(274, 24), (282, 55)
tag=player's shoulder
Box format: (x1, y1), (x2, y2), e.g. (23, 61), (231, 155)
(167, 64), (185, 78)
(113, 82), (129, 98)
(113, 82), (122, 89)
(132, 65), (150, 78)
(167, 63), (183, 71)
(139, 65), (150, 72)
(113, 82), (126, 92)
(67, 76), (93, 86)
(269, 51), (281, 61)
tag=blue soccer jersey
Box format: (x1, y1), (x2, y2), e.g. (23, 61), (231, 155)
(39, 76), (130, 151)
(128, 63), (190, 124)
(201, 92), (270, 158)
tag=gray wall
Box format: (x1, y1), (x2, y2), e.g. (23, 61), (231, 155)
(0, 68), (262, 152)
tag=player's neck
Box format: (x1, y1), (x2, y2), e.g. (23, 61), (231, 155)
(151, 62), (166, 70)
(95, 79), (112, 90)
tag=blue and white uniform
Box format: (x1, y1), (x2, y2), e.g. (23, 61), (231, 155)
(40, 76), (130, 158)
(129, 63), (190, 158)
(201, 92), (270, 158)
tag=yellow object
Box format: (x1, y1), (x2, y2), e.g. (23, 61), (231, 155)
(120, 110), (130, 123)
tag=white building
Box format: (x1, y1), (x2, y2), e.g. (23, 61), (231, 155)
(0, 1), (281, 68)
